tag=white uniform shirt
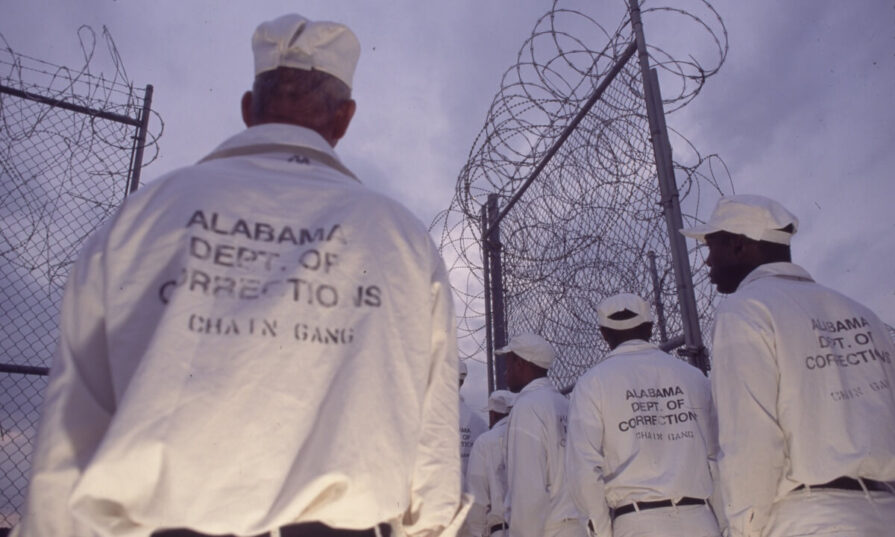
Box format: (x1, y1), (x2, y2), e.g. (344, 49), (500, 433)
(506, 377), (580, 537)
(566, 340), (718, 537)
(13, 124), (466, 537)
(460, 396), (488, 490)
(710, 262), (895, 537)
(465, 416), (510, 537)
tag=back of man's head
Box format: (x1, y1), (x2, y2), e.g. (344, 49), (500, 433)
(597, 293), (654, 349)
(241, 14), (359, 146)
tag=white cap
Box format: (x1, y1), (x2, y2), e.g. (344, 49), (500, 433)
(488, 390), (516, 414)
(252, 14), (361, 89)
(597, 293), (654, 331)
(495, 333), (556, 370)
(458, 360), (468, 382)
(680, 194), (798, 245)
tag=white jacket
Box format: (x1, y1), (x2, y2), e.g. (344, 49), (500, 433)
(460, 396), (488, 490)
(465, 416), (510, 537)
(506, 378), (580, 537)
(13, 124), (465, 537)
(566, 340), (718, 537)
(710, 262), (895, 537)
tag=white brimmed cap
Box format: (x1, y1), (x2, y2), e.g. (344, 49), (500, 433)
(680, 194), (799, 245)
(495, 333), (555, 370)
(252, 14), (361, 89)
(458, 360), (468, 382)
(597, 293), (654, 331)
(488, 390), (516, 414)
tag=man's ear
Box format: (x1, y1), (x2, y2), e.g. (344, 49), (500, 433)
(241, 91), (255, 127)
(329, 99), (356, 146)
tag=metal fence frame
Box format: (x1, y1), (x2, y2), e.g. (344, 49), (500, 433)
(0, 73), (153, 528)
(481, 1), (708, 392)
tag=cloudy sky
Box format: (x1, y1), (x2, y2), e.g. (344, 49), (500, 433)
(3, 0), (894, 413)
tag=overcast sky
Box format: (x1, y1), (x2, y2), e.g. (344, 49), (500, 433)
(3, 0), (894, 413)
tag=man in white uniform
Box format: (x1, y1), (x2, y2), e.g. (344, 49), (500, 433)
(465, 390), (516, 537)
(460, 360), (488, 488)
(13, 14), (466, 537)
(681, 194), (895, 537)
(566, 293), (721, 537)
(500, 334), (584, 537)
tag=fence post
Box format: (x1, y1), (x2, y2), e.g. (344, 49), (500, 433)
(647, 250), (669, 343)
(126, 84), (154, 194)
(481, 200), (495, 396)
(482, 194), (508, 392)
(629, 0), (709, 373)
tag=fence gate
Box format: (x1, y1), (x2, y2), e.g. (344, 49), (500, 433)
(0, 31), (156, 527)
(433, 0), (730, 393)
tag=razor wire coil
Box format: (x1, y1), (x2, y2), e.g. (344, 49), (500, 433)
(433, 0), (732, 388)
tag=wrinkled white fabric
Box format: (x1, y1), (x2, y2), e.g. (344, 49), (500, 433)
(506, 378), (583, 537)
(566, 340), (720, 537)
(762, 489), (895, 537)
(612, 504), (720, 537)
(460, 396), (488, 490)
(12, 124), (466, 537)
(465, 416), (510, 537)
(710, 262), (895, 537)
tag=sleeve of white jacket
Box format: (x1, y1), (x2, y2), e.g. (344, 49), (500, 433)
(566, 382), (612, 537)
(464, 437), (491, 537)
(402, 256), (468, 537)
(12, 233), (115, 537)
(710, 302), (783, 537)
(506, 402), (548, 537)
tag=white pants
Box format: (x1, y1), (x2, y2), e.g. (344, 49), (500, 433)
(612, 504), (721, 537)
(545, 518), (586, 537)
(763, 488), (895, 537)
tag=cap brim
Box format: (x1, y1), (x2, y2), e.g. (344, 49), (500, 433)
(679, 223), (717, 242)
(494, 347), (512, 355)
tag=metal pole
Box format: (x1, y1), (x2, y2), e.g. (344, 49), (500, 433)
(481, 200), (495, 397)
(658, 334), (685, 353)
(648, 69), (707, 372)
(647, 250), (668, 343)
(0, 363), (49, 376)
(0, 84), (142, 126)
(484, 194), (509, 390)
(629, 0), (708, 373)
(126, 84), (154, 194)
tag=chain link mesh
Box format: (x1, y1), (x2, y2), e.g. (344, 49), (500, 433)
(0, 26), (161, 527)
(433, 0), (731, 390)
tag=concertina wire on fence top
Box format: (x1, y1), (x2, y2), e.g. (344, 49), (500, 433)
(432, 0), (733, 390)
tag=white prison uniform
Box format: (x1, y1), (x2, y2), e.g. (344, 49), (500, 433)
(566, 340), (720, 537)
(460, 396), (488, 490)
(506, 378), (584, 537)
(12, 124), (467, 537)
(465, 416), (510, 537)
(710, 262), (895, 537)
(762, 488), (895, 537)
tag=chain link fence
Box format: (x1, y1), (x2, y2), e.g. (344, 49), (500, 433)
(0, 27), (161, 528)
(433, 0), (731, 391)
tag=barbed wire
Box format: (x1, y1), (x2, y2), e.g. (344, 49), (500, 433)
(0, 25), (164, 289)
(432, 0), (732, 386)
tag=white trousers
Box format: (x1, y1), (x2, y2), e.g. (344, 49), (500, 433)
(612, 504), (721, 537)
(763, 489), (895, 537)
(545, 518), (586, 537)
